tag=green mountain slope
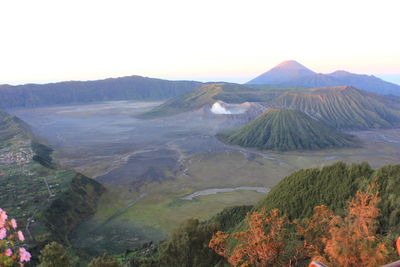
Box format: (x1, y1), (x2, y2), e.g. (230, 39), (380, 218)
(254, 162), (400, 234)
(0, 76), (202, 108)
(0, 109), (33, 144)
(270, 86), (400, 129)
(219, 108), (358, 151)
(0, 109), (105, 250)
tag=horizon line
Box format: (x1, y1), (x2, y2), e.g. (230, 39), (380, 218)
(2, 73), (400, 87)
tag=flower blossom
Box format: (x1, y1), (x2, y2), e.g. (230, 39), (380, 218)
(0, 208), (31, 265)
(0, 228), (6, 240)
(0, 209), (7, 228)
(10, 218), (17, 229)
(5, 248), (12, 257)
(19, 247), (31, 262)
(17, 230), (25, 241)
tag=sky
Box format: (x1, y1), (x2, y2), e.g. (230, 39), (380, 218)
(1, 0), (399, 85)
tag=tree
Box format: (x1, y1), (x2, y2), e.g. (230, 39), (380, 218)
(296, 205), (334, 260)
(209, 209), (288, 266)
(158, 218), (223, 267)
(38, 242), (71, 267)
(319, 183), (389, 266)
(210, 182), (394, 267)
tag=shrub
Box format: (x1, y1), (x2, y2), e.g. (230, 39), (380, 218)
(0, 208), (31, 266)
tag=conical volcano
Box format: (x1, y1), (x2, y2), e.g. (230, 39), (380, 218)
(219, 108), (358, 151)
(246, 60), (316, 85)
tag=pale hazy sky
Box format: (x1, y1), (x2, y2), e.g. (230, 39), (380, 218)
(1, 0), (399, 85)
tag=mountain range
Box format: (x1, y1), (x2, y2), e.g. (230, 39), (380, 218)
(141, 82), (400, 130)
(1, 61), (398, 110)
(0, 76), (201, 108)
(246, 60), (400, 96)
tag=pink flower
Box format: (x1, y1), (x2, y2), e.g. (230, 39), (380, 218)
(10, 218), (17, 229)
(0, 228), (6, 240)
(17, 230), (25, 241)
(19, 247), (31, 262)
(5, 248), (12, 257)
(0, 210), (7, 228)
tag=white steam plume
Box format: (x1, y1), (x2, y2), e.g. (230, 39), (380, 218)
(210, 102), (232, 114)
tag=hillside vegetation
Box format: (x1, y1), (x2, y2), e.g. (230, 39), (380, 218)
(128, 162), (400, 266)
(255, 162), (400, 234)
(270, 86), (400, 129)
(219, 108), (358, 151)
(0, 76), (201, 108)
(41, 173), (105, 242)
(0, 109), (32, 144)
(0, 109), (105, 263)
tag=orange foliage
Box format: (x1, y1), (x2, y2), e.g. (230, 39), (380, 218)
(296, 205), (334, 259)
(209, 231), (229, 259)
(209, 209), (288, 267)
(320, 183), (388, 266)
(209, 183), (394, 267)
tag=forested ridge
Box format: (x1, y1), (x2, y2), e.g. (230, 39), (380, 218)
(0, 76), (201, 108)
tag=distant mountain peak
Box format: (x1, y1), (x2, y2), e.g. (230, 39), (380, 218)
(275, 60), (311, 70)
(246, 60), (316, 85)
(329, 70), (352, 76)
(247, 62), (400, 95)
